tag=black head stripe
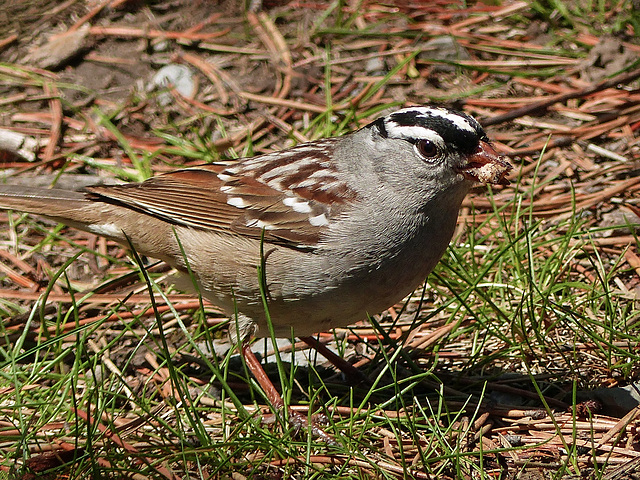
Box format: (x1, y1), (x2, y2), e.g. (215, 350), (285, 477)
(371, 116), (388, 138)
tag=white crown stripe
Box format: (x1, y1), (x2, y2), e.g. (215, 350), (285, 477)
(383, 123), (445, 146)
(423, 109), (476, 133)
(386, 106), (478, 136)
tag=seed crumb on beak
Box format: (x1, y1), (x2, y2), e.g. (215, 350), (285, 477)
(459, 141), (512, 185)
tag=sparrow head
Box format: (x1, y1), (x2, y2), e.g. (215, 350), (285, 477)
(368, 106), (512, 187)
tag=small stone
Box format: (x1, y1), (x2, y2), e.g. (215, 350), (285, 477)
(598, 208), (640, 237)
(365, 57), (385, 73)
(418, 36), (470, 71)
(150, 64), (197, 105)
(25, 24), (91, 70)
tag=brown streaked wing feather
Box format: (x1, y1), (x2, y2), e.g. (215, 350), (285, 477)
(86, 169), (240, 230)
(84, 156), (352, 250)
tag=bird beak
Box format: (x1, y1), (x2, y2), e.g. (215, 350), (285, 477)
(458, 141), (512, 186)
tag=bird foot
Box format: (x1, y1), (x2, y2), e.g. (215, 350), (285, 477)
(242, 341), (338, 445)
(260, 408), (337, 445)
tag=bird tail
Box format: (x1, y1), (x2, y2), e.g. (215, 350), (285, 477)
(0, 184), (178, 260)
(0, 185), (106, 232)
(0, 184), (90, 214)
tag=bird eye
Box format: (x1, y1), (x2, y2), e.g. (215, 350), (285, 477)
(416, 140), (438, 159)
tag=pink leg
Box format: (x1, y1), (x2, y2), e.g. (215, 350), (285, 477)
(241, 341), (337, 445)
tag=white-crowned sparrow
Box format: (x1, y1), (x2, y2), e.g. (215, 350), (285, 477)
(0, 106), (511, 435)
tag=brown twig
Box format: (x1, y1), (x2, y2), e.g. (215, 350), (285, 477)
(483, 67), (640, 126)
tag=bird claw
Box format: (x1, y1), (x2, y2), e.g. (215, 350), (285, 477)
(258, 407), (338, 446)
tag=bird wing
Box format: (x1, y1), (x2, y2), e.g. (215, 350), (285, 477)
(86, 141), (356, 250)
